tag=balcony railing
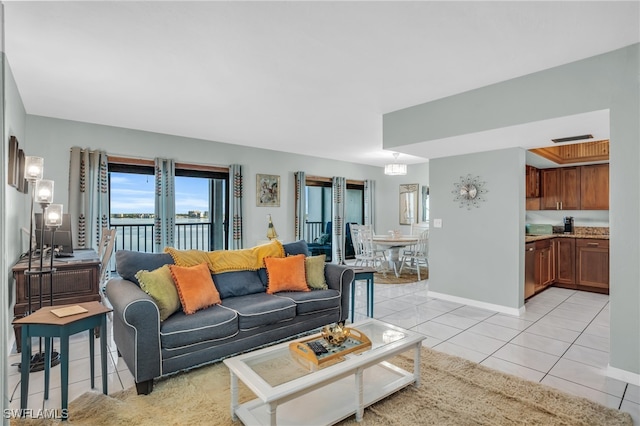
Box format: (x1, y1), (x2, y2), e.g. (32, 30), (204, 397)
(111, 222), (213, 253)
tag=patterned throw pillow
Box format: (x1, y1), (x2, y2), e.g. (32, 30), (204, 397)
(264, 254), (309, 294)
(135, 264), (181, 321)
(169, 263), (221, 315)
(305, 254), (327, 290)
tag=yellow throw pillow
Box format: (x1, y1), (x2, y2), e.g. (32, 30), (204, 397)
(136, 264), (181, 321)
(169, 263), (221, 315)
(305, 255), (327, 290)
(264, 254), (309, 294)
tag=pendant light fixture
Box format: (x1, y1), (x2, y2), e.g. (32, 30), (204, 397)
(384, 153), (407, 176)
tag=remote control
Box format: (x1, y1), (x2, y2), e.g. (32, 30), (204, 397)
(307, 341), (328, 355)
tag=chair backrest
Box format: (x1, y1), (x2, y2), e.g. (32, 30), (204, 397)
(350, 224), (375, 257)
(414, 229), (429, 256)
(98, 227), (117, 283)
(410, 221), (430, 236)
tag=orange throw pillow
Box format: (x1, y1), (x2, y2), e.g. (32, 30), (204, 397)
(169, 262), (221, 315)
(264, 254), (309, 294)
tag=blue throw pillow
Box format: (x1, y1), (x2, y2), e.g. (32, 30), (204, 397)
(115, 250), (174, 286)
(212, 270), (265, 299)
(283, 240), (310, 257)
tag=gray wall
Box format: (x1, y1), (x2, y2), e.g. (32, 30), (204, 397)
(429, 148), (524, 310)
(383, 44), (640, 376)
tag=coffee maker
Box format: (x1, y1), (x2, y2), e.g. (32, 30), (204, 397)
(563, 216), (574, 234)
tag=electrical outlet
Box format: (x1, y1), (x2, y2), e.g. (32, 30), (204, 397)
(433, 219), (442, 228)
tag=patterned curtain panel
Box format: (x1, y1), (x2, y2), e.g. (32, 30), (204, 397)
(331, 176), (346, 264)
(294, 171), (306, 241)
(228, 164), (243, 250)
(364, 179), (376, 229)
(68, 147), (109, 250)
(154, 158), (175, 252)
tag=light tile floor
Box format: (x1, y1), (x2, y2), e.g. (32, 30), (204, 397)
(7, 280), (639, 424)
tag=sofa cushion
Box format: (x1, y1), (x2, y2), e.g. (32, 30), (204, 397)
(283, 240), (310, 257)
(116, 250), (174, 286)
(135, 264), (181, 321)
(212, 270), (265, 299)
(264, 254), (309, 294)
(275, 289), (341, 315)
(170, 263), (221, 315)
(305, 254), (327, 290)
(221, 293), (296, 330)
(160, 304), (238, 349)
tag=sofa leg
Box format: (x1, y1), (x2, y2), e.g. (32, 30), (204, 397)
(135, 380), (154, 395)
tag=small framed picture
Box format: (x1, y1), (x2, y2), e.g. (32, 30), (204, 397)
(256, 174), (280, 207)
(8, 136), (18, 188)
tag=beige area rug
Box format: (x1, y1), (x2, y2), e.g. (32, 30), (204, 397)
(10, 347), (632, 426)
(374, 267), (428, 284)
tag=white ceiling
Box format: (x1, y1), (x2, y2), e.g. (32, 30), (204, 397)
(3, 1), (639, 167)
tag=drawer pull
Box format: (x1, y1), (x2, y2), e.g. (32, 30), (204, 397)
(587, 242), (599, 247)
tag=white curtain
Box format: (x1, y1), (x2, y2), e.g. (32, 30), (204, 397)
(228, 164), (243, 249)
(364, 179), (375, 228)
(154, 158), (175, 252)
(331, 176), (346, 264)
(68, 147), (109, 250)
(294, 171), (306, 241)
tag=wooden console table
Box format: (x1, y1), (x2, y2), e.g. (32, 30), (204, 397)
(12, 249), (101, 352)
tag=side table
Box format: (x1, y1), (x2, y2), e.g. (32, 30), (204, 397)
(350, 266), (377, 321)
(13, 301), (112, 420)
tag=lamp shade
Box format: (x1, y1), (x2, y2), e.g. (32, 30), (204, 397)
(384, 163), (408, 176)
(24, 156), (44, 181)
(45, 204), (64, 227)
(384, 152), (408, 176)
(266, 214), (278, 240)
(35, 179), (54, 204)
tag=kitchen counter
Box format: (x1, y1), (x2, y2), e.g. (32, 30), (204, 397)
(525, 233), (609, 243)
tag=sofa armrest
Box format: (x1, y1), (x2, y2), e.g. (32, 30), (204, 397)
(105, 278), (162, 384)
(324, 264), (354, 323)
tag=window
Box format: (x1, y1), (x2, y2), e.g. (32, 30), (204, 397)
(108, 159), (228, 253)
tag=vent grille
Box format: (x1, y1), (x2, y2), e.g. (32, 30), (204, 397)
(551, 134), (593, 143)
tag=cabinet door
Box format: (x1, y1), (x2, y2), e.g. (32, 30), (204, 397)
(580, 164), (609, 210)
(576, 239), (609, 290)
(559, 167), (580, 210)
(540, 169), (559, 210)
(555, 238), (576, 286)
(525, 166), (540, 198)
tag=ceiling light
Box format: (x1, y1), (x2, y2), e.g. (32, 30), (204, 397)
(384, 153), (407, 176)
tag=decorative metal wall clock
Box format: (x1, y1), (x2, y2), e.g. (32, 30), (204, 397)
(452, 174), (488, 209)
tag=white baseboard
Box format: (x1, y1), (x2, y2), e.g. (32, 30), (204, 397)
(427, 291), (524, 317)
(607, 364), (640, 386)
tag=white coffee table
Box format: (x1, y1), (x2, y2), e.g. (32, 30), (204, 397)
(223, 318), (425, 425)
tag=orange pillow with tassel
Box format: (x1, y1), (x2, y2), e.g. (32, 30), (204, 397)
(264, 254), (309, 294)
(169, 262), (221, 314)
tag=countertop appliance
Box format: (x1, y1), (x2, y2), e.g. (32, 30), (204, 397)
(526, 224), (553, 235)
(563, 216), (574, 234)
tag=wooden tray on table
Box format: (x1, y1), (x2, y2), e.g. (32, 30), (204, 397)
(289, 327), (372, 370)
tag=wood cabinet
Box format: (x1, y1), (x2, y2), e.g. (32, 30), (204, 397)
(541, 167), (580, 210)
(554, 238), (575, 287)
(580, 163), (609, 210)
(534, 239), (554, 292)
(576, 239), (609, 291)
(525, 165), (540, 198)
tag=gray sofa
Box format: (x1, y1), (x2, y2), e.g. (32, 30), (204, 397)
(105, 241), (354, 395)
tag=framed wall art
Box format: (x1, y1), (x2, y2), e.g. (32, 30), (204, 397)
(399, 183), (419, 225)
(8, 136), (18, 188)
(256, 174), (280, 207)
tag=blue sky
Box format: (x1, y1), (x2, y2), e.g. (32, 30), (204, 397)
(110, 173), (210, 214)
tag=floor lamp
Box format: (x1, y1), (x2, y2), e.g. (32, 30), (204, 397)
(22, 156), (61, 372)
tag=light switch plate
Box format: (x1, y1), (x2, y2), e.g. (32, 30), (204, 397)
(433, 219), (442, 228)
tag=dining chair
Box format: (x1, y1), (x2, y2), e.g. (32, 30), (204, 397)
(402, 221), (430, 257)
(399, 228), (429, 280)
(97, 227), (117, 294)
(350, 224), (386, 270)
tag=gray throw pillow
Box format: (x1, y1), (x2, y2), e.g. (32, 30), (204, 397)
(115, 250), (174, 286)
(283, 240), (310, 257)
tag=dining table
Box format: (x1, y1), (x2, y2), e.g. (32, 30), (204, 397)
(372, 235), (418, 277)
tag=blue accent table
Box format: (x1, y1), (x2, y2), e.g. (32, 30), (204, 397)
(350, 267), (377, 321)
(14, 301), (112, 421)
